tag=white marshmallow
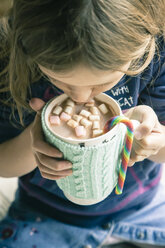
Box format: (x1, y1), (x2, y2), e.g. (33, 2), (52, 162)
(92, 121), (100, 130)
(64, 106), (73, 115)
(66, 99), (75, 107)
(92, 129), (103, 137)
(98, 103), (109, 114)
(89, 115), (100, 121)
(85, 100), (95, 107)
(52, 106), (63, 115)
(60, 112), (71, 122)
(80, 118), (92, 128)
(75, 126), (86, 137)
(67, 119), (78, 128)
(49, 115), (61, 125)
(72, 114), (83, 123)
(90, 106), (100, 115)
(79, 109), (91, 118)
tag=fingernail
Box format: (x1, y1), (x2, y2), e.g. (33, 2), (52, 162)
(57, 176), (65, 180)
(134, 131), (142, 140)
(67, 162), (72, 168)
(57, 153), (63, 158)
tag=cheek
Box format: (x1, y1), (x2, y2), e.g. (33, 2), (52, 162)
(93, 85), (113, 94)
(102, 81), (119, 92)
(51, 80), (69, 91)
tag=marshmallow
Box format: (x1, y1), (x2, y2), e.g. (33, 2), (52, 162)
(52, 106), (63, 115)
(66, 99), (75, 107)
(64, 106), (73, 115)
(98, 103), (109, 114)
(75, 126), (86, 137)
(67, 119), (78, 128)
(72, 114), (83, 123)
(80, 118), (92, 128)
(49, 97), (111, 140)
(60, 112), (71, 122)
(49, 115), (61, 125)
(85, 100), (95, 107)
(92, 121), (100, 130)
(90, 106), (100, 115)
(89, 115), (100, 121)
(79, 109), (91, 118)
(92, 129), (103, 137)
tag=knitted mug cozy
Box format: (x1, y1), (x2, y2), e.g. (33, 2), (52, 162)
(41, 98), (137, 205)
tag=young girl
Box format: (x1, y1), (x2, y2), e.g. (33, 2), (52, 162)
(0, 1), (165, 247)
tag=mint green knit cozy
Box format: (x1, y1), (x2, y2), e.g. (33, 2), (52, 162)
(41, 102), (125, 201)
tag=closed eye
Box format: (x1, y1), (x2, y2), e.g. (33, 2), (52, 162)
(46, 75), (113, 88)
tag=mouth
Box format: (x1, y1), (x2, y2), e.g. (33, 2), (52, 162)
(71, 101), (87, 105)
(65, 91), (94, 104)
(71, 100), (92, 105)
(70, 97), (94, 104)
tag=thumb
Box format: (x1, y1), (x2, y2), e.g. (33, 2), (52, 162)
(133, 112), (157, 140)
(29, 98), (45, 113)
(134, 123), (152, 140)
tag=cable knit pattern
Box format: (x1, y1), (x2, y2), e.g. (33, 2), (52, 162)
(41, 103), (125, 203)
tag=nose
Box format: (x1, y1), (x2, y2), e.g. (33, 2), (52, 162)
(68, 87), (92, 103)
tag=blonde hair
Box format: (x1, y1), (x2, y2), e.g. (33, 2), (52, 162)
(0, 0), (13, 17)
(0, 0), (165, 125)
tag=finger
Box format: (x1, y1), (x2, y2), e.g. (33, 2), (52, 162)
(132, 140), (159, 156)
(129, 154), (146, 164)
(31, 114), (63, 158)
(134, 149), (157, 157)
(132, 106), (157, 140)
(130, 140), (159, 165)
(142, 132), (163, 150)
(41, 172), (68, 180)
(29, 98), (45, 113)
(128, 147), (157, 167)
(36, 153), (72, 171)
(33, 139), (63, 158)
(35, 154), (72, 176)
(40, 165), (73, 176)
(133, 132), (163, 151)
(130, 145), (159, 162)
(128, 159), (135, 167)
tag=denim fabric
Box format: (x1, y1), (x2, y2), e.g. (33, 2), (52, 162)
(0, 183), (165, 248)
(111, 182), (165, 247)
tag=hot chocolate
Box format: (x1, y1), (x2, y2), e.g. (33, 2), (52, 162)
(48, 97), (115, 140)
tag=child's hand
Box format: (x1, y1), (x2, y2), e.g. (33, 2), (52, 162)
(124, 105), (165, 166)
(29, 98), (72, 180)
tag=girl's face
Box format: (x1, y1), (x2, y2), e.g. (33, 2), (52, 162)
(39, 63), (130, 103)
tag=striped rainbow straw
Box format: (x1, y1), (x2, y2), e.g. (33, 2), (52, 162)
(104, 116), (134, 195)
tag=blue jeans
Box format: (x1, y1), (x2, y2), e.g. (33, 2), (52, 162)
(0, 183), (165, 248)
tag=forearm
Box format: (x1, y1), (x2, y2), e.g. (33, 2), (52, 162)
(0, 123), (37, 177)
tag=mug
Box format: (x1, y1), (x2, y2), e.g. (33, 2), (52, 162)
(41, 93), (139, 205)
